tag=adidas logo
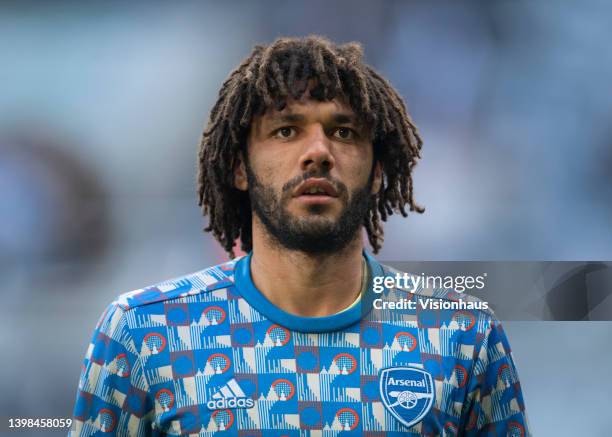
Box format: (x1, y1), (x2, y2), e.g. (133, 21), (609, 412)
(207, 378), (255, 410)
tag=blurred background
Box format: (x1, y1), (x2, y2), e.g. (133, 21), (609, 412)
(1, 1), (611, 435)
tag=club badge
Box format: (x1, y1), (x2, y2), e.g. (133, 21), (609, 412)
(379, 366), (435, 429)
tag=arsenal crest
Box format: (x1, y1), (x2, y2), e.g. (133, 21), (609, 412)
(379, 366), (435, 429)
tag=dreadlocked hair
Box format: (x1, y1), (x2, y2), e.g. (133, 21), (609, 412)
(197, 35), (424, 259)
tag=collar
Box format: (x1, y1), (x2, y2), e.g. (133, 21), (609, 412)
(233, 250), (383, 333)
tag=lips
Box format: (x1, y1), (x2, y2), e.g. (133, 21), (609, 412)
(293, 178), (339, 197)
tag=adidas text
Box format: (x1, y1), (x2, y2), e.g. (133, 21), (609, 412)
(207, 398), (255, 410)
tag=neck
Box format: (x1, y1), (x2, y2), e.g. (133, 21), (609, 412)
(249, 217), (365, 317)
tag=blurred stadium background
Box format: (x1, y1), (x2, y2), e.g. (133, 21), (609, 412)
(1, 1), (611, 435)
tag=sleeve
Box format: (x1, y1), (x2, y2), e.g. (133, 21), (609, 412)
(462, 319), (531, 436)
(69, 303), (154, 437)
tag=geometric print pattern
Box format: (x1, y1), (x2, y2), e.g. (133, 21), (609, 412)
(70, 255), (530, 436)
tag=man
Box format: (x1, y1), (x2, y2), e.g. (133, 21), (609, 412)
(70, 36), (529, 436)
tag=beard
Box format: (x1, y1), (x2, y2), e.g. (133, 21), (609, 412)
(246, 164), (374, 255)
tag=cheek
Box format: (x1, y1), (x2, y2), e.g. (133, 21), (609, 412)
(249, 158), (284, 192)
(250, 145), (298, 187)
(337, 148), (374, 185)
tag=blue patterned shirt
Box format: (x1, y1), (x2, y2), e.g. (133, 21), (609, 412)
(70, 252), (529, 436)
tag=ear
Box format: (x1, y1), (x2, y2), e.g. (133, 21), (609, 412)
(371, 161), (382, 194)
(234, 153), (248, 191)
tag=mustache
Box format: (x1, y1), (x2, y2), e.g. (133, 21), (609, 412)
(281, 170), (347, 196)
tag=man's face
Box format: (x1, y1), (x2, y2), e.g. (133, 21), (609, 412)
(235, 95), (381, 255)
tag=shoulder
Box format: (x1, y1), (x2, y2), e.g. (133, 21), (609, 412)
(378, 263), (496, 320)
(109, 258), (241, 312)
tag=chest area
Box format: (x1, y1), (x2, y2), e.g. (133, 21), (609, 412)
(134, 316), (476, 435)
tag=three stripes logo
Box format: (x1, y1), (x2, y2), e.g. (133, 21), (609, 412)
(207, 378), (255, 410)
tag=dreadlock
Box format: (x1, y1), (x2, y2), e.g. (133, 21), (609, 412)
(197, 35), (424, 258)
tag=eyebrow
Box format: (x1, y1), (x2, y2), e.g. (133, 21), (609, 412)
(266, 112), (357, 125)
(275, 113), (306, 123)
(332, 113), (357, 124)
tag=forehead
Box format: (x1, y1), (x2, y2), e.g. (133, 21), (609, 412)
(254, 95), (357, 126)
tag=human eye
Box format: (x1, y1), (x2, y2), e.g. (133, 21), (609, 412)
(333, 126), (357, 141)
(273, 126), (297, 140)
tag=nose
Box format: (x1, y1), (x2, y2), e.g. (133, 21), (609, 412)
(299, 126), (335, 173)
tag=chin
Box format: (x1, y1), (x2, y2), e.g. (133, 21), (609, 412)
(291, 209), (342, 225)
(289, 202), (340, 216)
(304, 204), (335, 215)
